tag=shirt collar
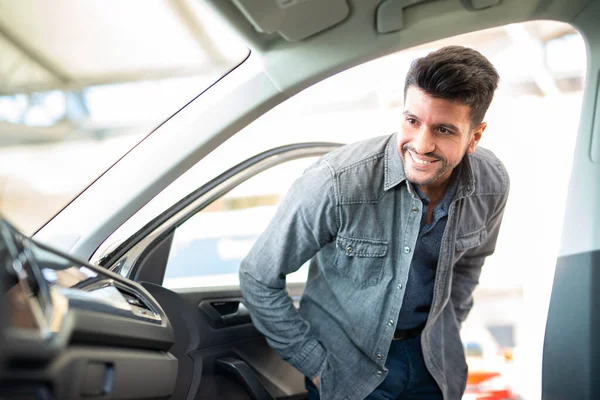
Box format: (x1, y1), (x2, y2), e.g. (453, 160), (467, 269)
(383, 132), (476, 198)
(455, 152), (476, 199)
(383, 133), (406, 191)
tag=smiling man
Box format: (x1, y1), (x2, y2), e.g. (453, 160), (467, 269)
(240, 46), (509, 400)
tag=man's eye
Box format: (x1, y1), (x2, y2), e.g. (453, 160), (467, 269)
(438, 127), (451, 134)
(407, 118), (417, 124)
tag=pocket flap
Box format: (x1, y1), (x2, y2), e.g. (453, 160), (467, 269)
(336, 235), (388, 257)
(455, 228), (488, 251)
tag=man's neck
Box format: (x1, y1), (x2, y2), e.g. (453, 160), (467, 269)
(418, 177), (451, 205)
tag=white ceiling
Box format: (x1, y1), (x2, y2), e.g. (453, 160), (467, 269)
(0, 0), (247, 94)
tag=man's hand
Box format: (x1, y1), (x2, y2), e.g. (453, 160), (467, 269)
(312, 376), (319, 390)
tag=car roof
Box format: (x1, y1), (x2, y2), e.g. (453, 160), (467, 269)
(207, 0), (589, 95)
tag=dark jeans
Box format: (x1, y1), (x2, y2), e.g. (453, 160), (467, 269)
(305, 335), (442, 400)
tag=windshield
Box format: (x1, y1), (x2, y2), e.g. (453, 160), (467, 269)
(0, 0), (248, 235)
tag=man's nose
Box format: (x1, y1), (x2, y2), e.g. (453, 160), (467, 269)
(412, 128), (435, 154)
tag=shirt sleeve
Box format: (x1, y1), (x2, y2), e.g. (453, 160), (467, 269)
(239, 159), (338, 379)
(451, 171), (510, 325)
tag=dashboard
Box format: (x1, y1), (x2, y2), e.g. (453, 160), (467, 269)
(0, 218), (177, 399)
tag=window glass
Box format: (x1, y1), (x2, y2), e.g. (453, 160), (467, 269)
(0, 0), (248, 235)
(162, 157), (320, 289)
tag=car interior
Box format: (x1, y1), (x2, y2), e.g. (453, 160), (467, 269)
(1, 0), (600, 399)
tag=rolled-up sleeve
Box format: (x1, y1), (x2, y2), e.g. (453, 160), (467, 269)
(239, 159), (338, 379)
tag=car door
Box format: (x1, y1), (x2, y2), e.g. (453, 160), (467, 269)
(94, 142), (342, 400)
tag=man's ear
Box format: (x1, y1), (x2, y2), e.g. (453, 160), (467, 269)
(466, 122), (486, 154)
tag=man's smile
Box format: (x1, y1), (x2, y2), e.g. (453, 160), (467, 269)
(406, 150), (440, 169)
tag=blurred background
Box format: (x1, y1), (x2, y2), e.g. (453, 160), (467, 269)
(0, 2), (586, 399)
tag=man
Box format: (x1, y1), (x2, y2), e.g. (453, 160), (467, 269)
(239, 46), (509, 400)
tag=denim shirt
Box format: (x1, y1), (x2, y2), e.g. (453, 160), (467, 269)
(396, 164), (461, 330)
(240, 134), (509, 400)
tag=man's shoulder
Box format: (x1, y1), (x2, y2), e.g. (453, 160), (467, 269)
(469, 147), (509, 195)
(317, 134), (393, 204)
(322, 134), (393, 172)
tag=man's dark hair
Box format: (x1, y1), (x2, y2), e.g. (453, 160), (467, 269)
(404, 45), (499, 128)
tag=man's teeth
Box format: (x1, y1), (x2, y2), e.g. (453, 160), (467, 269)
(412, 153), (432, 165)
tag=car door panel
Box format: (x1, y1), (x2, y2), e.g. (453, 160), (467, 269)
(138, 282), (306, 399)
(187, 296), (306, 400)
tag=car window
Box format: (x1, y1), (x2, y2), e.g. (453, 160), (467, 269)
(162, 156), (320, 289)
(0, 0), (248, 235)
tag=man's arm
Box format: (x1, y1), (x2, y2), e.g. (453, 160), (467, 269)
(451, 179), (510, 325)
(239, 160), (338, 381)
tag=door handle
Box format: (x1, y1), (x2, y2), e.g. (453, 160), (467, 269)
(216, 357), (275, 400)
(199, 299), (252, 328)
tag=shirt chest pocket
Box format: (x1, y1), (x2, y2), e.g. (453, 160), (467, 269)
(455, 228), (488, 253)
(334, 235), (388, 287)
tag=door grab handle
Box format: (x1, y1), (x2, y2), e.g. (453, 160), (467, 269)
(216, 357), (275, 400)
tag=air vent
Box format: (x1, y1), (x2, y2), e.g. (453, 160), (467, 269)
(115, 285), (162, 324)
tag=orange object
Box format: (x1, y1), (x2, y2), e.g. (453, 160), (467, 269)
(467, 371), (501, 385)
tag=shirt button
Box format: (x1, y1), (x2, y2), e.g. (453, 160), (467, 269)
(397, 283), (402, 290)
(387, 319), (394, 326)
(376, 370), (383, 377)
(412, 207), (419, 213)
(376, 352), (383, 360)
(346, 246), (353, 254)
(404, 246), (411, 254)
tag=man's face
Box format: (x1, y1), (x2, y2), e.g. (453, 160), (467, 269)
(398, 86), (485, 188)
